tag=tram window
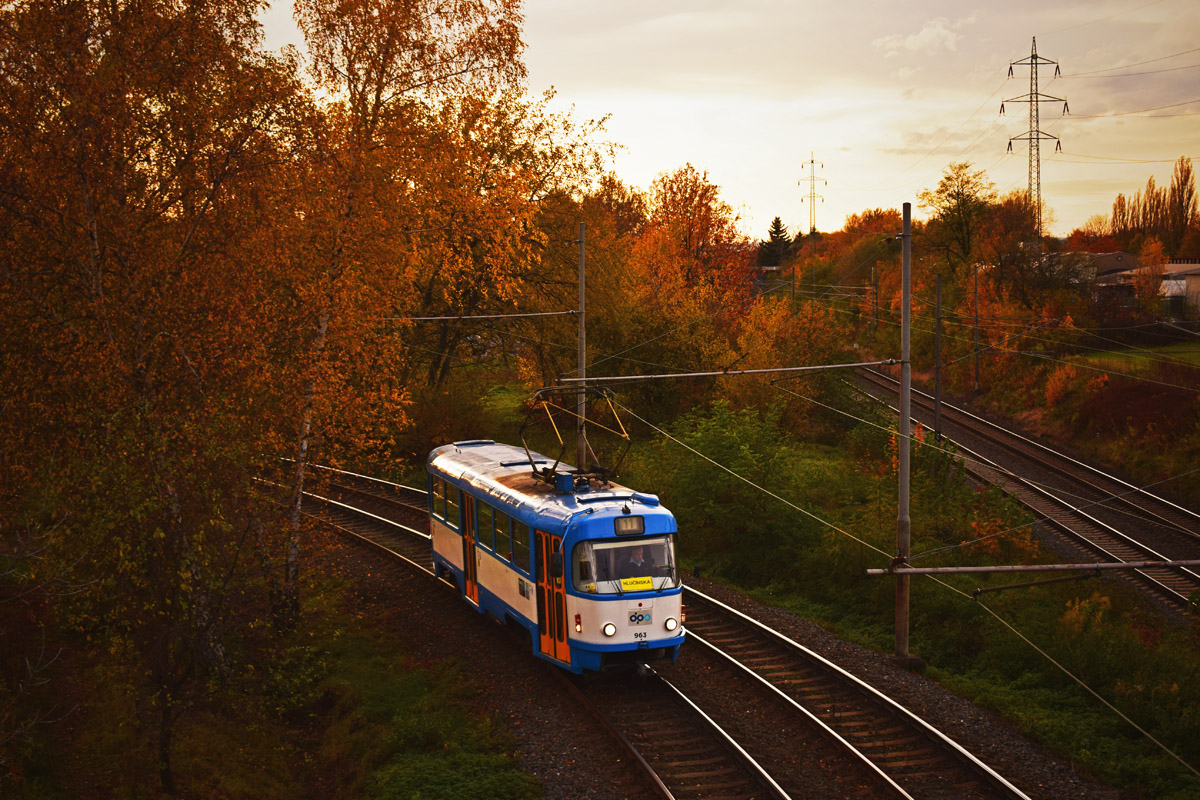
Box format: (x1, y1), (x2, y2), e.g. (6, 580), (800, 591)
(446, 485), (460, 530)
(494, 510), (512, 560)
(571, 536), (679, 594)
(431, 478), (444, 520)
(512, 522), (530, 573)
(477, 503), (494, 550)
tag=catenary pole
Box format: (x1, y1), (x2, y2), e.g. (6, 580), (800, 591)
(896, 203), (912, 660)
(935, 274), (942, 439)
(577, 223), (587, 471)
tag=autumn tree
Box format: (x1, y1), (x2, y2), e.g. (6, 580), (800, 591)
(980, 191), (1045, 313)
(522, 165), (753, 423)
(0, 0), (301, 791)
(843, 208), (902, 238)
(720, 297), (850, 433)
(276, 0), (526, 625)
(543, 169), (747, 420)
(1110, 157), (1198, 256)
(918, 162), (997, 280)
(1134, 237), (1167, 318)
(1064, 214), (1118, 253)
(1166, 157), (1198, 255)
(645, 164), (756, 309)
(397, 90), (612, 394)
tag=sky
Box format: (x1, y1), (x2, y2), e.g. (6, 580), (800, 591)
(260, 0), (1200, 240)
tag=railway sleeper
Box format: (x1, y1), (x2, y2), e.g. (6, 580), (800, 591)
(848, 728), (920, 744)
(876, 755), (955, 770)
(669, 766), (745, 780)
(646, 737), (719, 751)
(667, 755), (734, 768)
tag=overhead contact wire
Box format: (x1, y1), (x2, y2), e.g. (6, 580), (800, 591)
(615, 401), (894, 561)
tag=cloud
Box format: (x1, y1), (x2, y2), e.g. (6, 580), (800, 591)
(873, 17), (968, 58)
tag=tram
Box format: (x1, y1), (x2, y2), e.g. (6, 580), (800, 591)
(428, 439), (684, 673)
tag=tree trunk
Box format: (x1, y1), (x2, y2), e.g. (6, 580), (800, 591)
(282, 305), (330, 630)
(158, 687), (176, 794)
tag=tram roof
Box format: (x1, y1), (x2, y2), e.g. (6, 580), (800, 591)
(427, 440), (666, 528)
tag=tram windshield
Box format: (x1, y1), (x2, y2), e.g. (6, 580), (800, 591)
(572, 535), (678, 594)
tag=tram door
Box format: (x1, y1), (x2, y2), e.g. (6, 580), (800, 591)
(536, 531), (569, 664)
(461, 496), (479, 605)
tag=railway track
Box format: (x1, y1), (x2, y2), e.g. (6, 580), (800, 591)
(673, 589), (1028, 800)
(297, 464), (1030, 799)
(583, 670), (791, 800)
(857, 369), (1200, 607)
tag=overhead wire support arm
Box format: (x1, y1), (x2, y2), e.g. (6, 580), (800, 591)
(871, 557), (1200, 599)
(868, 559), (1200, 576)
(392, 310), (578, 322)
(556, 360), (899, 384)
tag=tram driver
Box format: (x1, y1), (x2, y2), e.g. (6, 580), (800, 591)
(617, 545), (653, 579)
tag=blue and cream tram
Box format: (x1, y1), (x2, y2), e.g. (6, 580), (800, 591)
(427, 440), (684, 673)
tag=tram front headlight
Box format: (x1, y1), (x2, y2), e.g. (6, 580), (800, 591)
(601, 622), (617, 637)
(664, 617), (679, 632)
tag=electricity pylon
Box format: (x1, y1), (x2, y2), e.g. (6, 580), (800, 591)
(799, 152), (825, 234)
(1001, 37), (1068, 242)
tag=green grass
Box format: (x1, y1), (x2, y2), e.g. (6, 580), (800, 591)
(1074, 341), (1200, 369)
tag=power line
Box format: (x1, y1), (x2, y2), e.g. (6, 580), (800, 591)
(1059, 151), (1195, 162)
(1054, 152), (1196, 165)
(1070, 97), (1200, 117)
(1062, 62), (1200, 78)
(1066, 47), (1200, 76)
(1044, 0), (1166, 35)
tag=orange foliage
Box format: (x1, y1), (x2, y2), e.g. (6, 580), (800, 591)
(1133, 237), (1167, 313)
(720, 298), (847, 420)
(644, 164), (756, 316)
(1060, 592), (1112, 636)
(1045, 364), (1078, 408)
(0, 0), (534, 790)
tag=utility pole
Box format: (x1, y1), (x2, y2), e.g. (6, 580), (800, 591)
(895, 203), (913, 663)
(973, 263), (981, 392)
(576, 223), (587, 472)
(1002, 37), (1068, 242)
(871, 263), (879, 329)
(934, 274), (942, 439)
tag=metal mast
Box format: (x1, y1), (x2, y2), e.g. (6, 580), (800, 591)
(576, 223), (587, 471)
(1002, 37), (1068, 241)
(799, 152), (825, 234)
(895, 203), (912, 661)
